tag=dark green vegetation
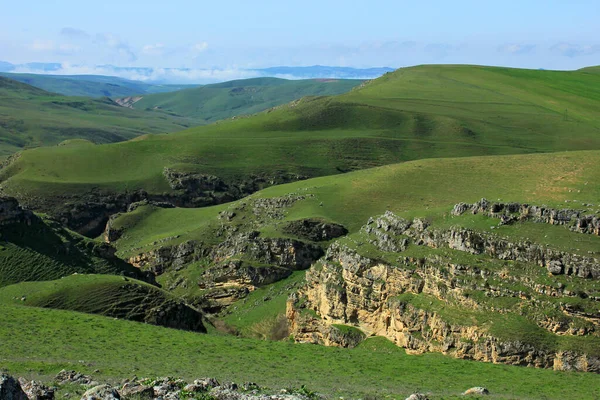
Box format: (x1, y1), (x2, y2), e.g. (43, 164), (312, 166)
(2, 65), (600, 214)
(109, 150), (600, 258)
(125, 77), (362, 124)
(0, 76), (193, 158)
(3, 304), (600, 399)
(0, 72), (197, 98)
(0, 275), (205, 332)
(0, 208), (146, 287)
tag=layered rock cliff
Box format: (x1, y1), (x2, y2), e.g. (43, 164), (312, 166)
(288, 205), (600, 373)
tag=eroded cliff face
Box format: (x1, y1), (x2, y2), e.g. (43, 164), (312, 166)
(288, 206), (600, 373)
(5, 167), (308, 238)
(120, 195), (331, 313)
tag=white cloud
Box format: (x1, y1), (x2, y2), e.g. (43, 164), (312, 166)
(30, 40), (56, 51)
(192, 42), (208, 52)
(60, 27), (90, 40)
(10, 63), (260, 83)
(551, 43), (600, 58)
(142, 43), (166, 56)
(498, 43), (536, 55)
(95, 33), (137, 62)
(29, 40), (81, 55)
(191, 42), (209, 57)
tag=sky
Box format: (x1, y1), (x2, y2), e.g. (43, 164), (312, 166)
(1, 0), (600, 80)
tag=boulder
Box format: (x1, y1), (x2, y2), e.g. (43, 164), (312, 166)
(183, 377), (220, 393)
(463, 387), (489, 395)
(55, 370), (96, 385)
(18, 378), (54, 400)
(80, 385), (120, 400)
(119, 382), (153, 399)
(0, 374), (28, 400)
(405, 394), (429, 400)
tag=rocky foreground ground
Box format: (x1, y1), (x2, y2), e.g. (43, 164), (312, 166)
(0, 371), (490, 400)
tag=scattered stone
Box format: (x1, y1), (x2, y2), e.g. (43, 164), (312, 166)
(80, 385), (120, 400)
(55, 370), (96, 386)
(18, 378), (54, 400)
(119, 382), (153, 399)
(183, 377), (220, 393)
(463, 387), (489, 395)
(405, 394), (429, 400)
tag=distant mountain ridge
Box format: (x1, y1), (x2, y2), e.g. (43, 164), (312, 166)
(0, 61), (395, 84)
(0, 72), (198, 98)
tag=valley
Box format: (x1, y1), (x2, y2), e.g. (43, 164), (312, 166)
(1, 63), (600, 400)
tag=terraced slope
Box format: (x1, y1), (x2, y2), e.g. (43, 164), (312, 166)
(0, 77), (192, 158)
(0, 72), (196, 98)
(3, 65), (600, 234)
(0, 275), (206, 332)
(0, 196), (149, 287)
(124, 77), (362, 123)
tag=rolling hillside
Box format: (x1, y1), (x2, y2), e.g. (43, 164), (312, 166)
(0, 274), (206, 332)
(2, 304), (600, 399)
(0, 72), (197, 97)
(2, 65), (600, 233)
(118, 77), (363, 123)
(103, 149), (600, 373)
(0, 76), (193, 158)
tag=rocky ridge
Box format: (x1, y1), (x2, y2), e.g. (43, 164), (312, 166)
(1, 165), (308, 238)
(287, 205), (600, 373)
(452, 198), (600, 236)
(118, 194), (338, 314)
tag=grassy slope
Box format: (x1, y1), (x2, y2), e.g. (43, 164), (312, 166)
(2, 305), (600, 399)
(0, 214), (145, 287)
(0, 72), (197, 98)
(110, 150), (600, 258)
(2, 64), (600, 199)
(0, 77), (193, 158)
(0, 274), (203, 329)
(579, 66), (600, 74)
(130, 77), (362, 123)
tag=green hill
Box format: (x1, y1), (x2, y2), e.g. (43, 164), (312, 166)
(2, 304), (600, 399)
(0, 274), (206, 332)
(579, 66), (600, 74)
(0, 197), (149, 287)
(0, 72), (197, 98)
(0, 76), (193, 158)
(125, 77), (363, 123)
(102, 149), (600, 371)
(2, 65), (600, 233)
(109, 149), (600, 258)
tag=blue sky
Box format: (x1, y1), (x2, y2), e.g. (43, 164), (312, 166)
(2, 0), (599, 75)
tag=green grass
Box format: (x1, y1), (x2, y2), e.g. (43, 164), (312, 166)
(3, 65), (600, 204)
(130, 77), (363, 124)
(3, 304), (600, 399)
(0, 76), (193, 158)
(0, 216), (145, 287)
(108, 150), (600, 258)
(0, 72), (197, 98)
(222, 271), (306, 336)
(0, 274), (201, 326)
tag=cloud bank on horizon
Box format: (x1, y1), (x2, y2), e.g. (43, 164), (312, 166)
(1, 0), (599, 83)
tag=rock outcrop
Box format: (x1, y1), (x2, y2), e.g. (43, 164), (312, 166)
(0, 196), (33, 227)
(0, 374), (28, 400)
(288, 209), (600, 373)
(453, 198), (600, 235)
